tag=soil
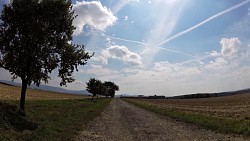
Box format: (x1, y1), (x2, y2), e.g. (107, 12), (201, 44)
(75, 99), (249, 141)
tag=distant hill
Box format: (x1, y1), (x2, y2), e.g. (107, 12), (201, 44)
(120, 88), (250, 99)
(0, 80), (90, 96)
(168, 88), (250, 99)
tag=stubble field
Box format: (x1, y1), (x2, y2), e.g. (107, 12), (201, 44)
(135, 93), (250, 120)
(0, 83), (88, 100)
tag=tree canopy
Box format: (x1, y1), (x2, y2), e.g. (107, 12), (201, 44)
(0, 0), (92, 111)
(86, 78), (119, 100)
(103, 81), (119, 98)
(86, 78), (103, 101)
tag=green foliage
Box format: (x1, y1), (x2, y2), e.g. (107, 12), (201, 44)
(124, 99), (250, 136)
(86, 78), (119, 99)
(103, 81), (119, 97)
(0, 98), (111, 140)
(0, 0), (91, 110)
(86, 78), (103, 98)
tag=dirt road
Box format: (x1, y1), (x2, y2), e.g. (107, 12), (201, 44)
(75, 99), (248, 141)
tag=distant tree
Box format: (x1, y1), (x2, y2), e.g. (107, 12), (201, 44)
(98, 83), (107, 98)
(86, 78), (103, 101)
(0, 0), (92, 112)
(86, 79), (119, 100)
(103, 81), (119, 98)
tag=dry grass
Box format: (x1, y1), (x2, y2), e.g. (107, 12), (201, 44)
(126, 93), (250, 120)
(0, 83), (89, 100)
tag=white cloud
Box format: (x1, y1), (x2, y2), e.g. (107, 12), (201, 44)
(80, 64), (118, 77)
(153, 61), (201, 78)
(220, 37), (241, 57)
(102, 45), (143, 66)
(205, 57), (228, 70)
(73, 1), (117, 35)
(124, 16), (128, 21)
(209, 50), (220, 57)
(79, 64), (123, 82)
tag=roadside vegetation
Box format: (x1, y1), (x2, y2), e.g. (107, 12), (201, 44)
(123, 97), (250, 136)
(0, 98), (111, 141)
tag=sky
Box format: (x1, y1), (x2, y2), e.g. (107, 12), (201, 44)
(0, 0), (250, 96)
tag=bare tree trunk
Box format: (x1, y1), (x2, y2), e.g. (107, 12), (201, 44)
(20, 79), (27, 113)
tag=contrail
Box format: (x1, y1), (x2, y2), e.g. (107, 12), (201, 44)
(157, 47), (196, 58)
(101, 34), (196, 58)
(104, 35), (151, 46)
(158, 0), (250, 46)
(180, 53), (221, 65)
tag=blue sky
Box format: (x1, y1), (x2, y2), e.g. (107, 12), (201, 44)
(1, 0), (250, 96)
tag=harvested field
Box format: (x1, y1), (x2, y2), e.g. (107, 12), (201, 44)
(124, 93), (250, 120)
(0, 83), (89, 100)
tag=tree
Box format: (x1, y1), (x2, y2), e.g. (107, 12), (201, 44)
(86, 79), (119, 100)
(0, 0), (92, 112)
(86, 78), (102, 101)
(103, 81), (119, 98)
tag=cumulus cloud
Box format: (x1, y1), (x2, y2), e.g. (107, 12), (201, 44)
(73, 1), (117, 35)
(209, 50), (220, 57)
(220, 37), (241, 57)
(205, 57), (228, 70)
(102, 45), (143, 66)
(153, 61), (201, 77)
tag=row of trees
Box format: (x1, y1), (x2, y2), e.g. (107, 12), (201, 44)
(86, 78), (119, 101)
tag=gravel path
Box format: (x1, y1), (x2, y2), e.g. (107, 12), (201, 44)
(75, 99), (249, 141)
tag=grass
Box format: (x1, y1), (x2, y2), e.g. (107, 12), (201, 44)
(124, 98), (250, 136)
(0, 98), (111, 141)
